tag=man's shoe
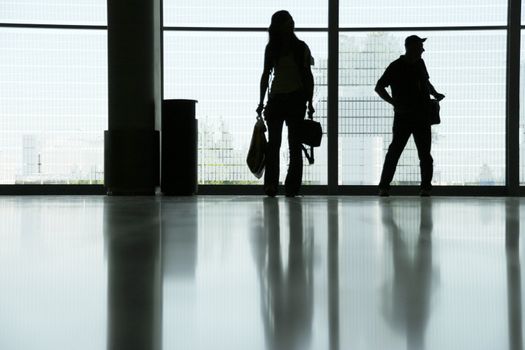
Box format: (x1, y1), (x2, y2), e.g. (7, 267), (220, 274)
(379, 188), (390, 197)
(419, 188), (431, 197)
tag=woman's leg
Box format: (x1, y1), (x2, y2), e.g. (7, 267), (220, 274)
(284, 118), (304, 196)
(264, 118), (284, 196)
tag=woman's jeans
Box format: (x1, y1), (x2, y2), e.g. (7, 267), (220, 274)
(264, 91), (306, 196)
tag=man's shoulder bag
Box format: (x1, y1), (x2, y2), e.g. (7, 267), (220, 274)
(427, 99), (441, 125)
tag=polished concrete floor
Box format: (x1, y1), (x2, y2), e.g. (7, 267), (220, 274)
(0, 196), (523, 350)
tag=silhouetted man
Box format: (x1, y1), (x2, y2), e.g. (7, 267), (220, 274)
(375, 35), (445, 196)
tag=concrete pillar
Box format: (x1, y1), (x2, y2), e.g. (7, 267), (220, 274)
(105, 0), (162, 195)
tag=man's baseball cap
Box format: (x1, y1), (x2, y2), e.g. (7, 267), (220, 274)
(405, 35), (427, 47)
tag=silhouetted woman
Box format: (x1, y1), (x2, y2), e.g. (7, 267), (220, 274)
(256, 10), (315, 197)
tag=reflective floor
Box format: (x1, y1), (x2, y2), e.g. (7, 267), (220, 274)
(0, 196), (523, 350)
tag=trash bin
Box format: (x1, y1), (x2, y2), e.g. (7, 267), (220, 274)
(161, 99), (198, 195)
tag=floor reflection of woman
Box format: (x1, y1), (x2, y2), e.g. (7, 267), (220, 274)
(256, 11), (315, 197)
(250, 198), (314, 350)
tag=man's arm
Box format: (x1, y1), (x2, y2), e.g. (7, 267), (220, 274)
(375, 84), (395, 106)
(427, 81), (445, 101)
(375, 64), (395, 106)
(422, 61), (445, 101)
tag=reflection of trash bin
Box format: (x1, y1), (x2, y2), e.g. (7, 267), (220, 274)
(161, 99), (198, 195)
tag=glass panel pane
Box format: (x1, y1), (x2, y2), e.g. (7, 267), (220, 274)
(0, 0), (106, 25)
(340, 0), (507, 27)
(339, 31), (506, 186)
(0, 28), (107, 184)
(164, 31), (328, 185)
(163, 0), (327, 28)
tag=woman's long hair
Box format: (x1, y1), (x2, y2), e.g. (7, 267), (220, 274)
(267, 11), (303, 68)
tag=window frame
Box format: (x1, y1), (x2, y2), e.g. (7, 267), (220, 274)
(0, 0), (522, 195)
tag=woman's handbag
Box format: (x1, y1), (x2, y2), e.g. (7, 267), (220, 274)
(246, 116), (267, 179)
(300, 110), (323, 165)
(300, 119), (323, 147)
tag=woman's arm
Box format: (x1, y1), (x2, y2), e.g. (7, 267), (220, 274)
(304, 46), (315, 114)
(305, 67), (314, 105)
(259, 70), (270, 107)
(257, 46), (272, 116)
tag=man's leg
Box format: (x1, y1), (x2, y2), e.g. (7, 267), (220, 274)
(413, 124), (433, 191)
(264, 118), (284, 196)
(378, 120), (412, 191)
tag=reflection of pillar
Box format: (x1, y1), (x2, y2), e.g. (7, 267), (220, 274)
(104, 199), (162, 350)
(105, 0), (162, 195)
(505, 199), (523, 350)
(328, 199), (340, 350)
(161, 199), (198, 279)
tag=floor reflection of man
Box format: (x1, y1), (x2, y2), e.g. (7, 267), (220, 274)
(381, 200), (437, 350)
(251, 198), (314, 350)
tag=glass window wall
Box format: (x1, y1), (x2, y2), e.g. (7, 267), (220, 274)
(338, 31), (506, 186)
(0, 28), (107, 184)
